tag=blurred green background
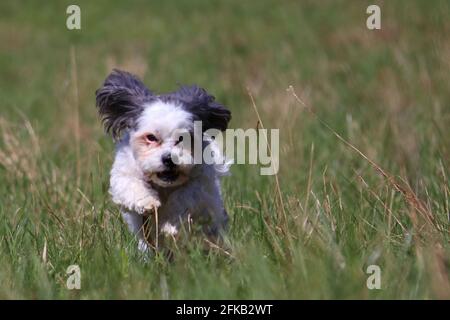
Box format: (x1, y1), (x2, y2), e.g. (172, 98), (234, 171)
(0, 0), (449, 299)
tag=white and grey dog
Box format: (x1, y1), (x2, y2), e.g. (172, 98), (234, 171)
(96, 69), (231, 252)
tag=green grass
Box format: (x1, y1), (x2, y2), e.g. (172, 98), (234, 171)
(0, 0), (449, 299)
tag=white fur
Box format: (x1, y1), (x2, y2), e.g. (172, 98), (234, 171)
(109, 100), (229, 252)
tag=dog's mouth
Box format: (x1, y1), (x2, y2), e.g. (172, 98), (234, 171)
(156, 170), (180, 182)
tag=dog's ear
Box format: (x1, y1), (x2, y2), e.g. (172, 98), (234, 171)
(170, 86), (231, 131)
(95, 69), (154, 139)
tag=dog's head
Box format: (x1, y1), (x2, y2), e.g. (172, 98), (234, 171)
(96, 69), (231, 187)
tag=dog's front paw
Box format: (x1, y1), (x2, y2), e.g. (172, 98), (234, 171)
(135, 195), (161, 215)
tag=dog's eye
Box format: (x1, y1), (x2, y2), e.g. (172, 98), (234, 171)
(146, 134), (158, 143)
(175, 135), (184, 145)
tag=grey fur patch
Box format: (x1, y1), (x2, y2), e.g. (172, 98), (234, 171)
(161, 85), (231, 132)
(95, 69), (154, 139)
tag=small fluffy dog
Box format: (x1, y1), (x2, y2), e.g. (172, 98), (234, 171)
(96, 69), (231, 252)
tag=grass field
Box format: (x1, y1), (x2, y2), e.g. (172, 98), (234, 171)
(0, 0), (449, 299)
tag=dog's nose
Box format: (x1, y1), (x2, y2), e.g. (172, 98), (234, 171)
(162, 153), (176, 168)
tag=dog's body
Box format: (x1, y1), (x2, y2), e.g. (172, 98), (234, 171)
(96, 70), (231, 251)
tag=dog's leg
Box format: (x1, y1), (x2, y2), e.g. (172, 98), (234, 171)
(121, 209), (150, 252)
(109, 147), (161, 215)
(111, 174), (160, 214)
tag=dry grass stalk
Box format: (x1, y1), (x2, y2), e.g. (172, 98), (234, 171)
(287, 85), (438, 232)
(247, 88), (287, 226)
(70, 45), (81, 187)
